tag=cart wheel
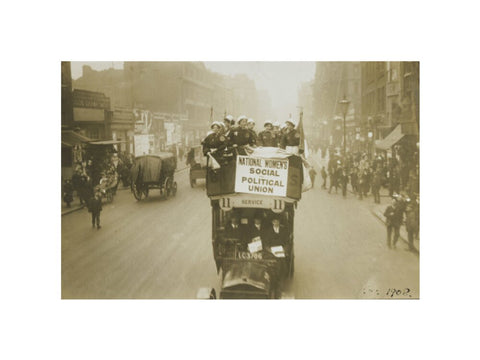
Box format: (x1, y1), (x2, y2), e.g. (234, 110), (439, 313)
(132, 183), (143, 201)
(172, 181), (177, 196)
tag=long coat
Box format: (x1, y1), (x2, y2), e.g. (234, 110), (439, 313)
(88, 197), (103, 215)
(384, 205), (403, 227)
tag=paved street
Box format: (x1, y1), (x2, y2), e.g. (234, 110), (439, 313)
(287, 154), (419, 298)
(62, 160), (419, 299)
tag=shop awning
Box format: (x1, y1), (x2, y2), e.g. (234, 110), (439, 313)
(375, 125), (405, 150)
(61, 130), (92, 147)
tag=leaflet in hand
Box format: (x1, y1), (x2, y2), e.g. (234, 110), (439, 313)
(248, 237), (263, 253)
(271, 245), (285, 258)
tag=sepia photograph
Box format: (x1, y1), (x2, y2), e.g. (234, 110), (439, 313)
(5, 0), (480, 358)
(61, 61), (419, 299)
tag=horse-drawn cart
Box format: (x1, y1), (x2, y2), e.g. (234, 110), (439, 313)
(130, 153), (177, 201)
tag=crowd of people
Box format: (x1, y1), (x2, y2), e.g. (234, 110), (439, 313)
(318, 147), (419, 252)
(62, 151), (136, 229)
(201, 114), (303, 159)
(320, 149), (419, 202)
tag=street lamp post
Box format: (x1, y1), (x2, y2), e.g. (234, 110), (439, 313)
(339, 95), (350, 158)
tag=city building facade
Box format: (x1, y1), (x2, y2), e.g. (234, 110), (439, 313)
(69, 62), (270, 152)
(312, 62), (361, 151)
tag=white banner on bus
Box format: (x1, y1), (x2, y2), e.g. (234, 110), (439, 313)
(235, 155), (289, 197)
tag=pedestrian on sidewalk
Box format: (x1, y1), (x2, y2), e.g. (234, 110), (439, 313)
(328, 161), (340, 194)
(62, 179), (74, 208)
(358, 170), (366, 200)
(71, 169), (82, 201)
(88, 192), (103, 229)
(388, 167), (400, 197)
(78, 173), (91, 206)
(339, 168), (349, 198)
(383, 197), (404, 249)
(372, 168), (382, 204)
(350, 167), (358, 194)
(321, 166), (327, 189)
(404, 196), (419, 251)
(407, 168), (419, 200)
(363, 168), (372, 198)
(309, 167), (317, 188)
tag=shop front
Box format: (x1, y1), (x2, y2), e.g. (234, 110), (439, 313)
(61, 130), (92, 180)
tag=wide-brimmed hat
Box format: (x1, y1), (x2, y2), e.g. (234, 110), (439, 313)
(210, 121), (222, 129)
(237, 115), (248, 123)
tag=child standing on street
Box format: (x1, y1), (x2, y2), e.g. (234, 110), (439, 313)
(88, 192), (103, 229)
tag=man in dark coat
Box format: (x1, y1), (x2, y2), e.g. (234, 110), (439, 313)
(224, 213), (249, 251)
(248, 214), (266, 241)
(328, 161), (340, 194)
(264, 216), (289, 250)
(384, 198), (404, 249)
(404, 197), (419, 252)
(321, 166), (327, 189)
(372, 168), (382, 204)
(78, 173), (92, 206)
(388, 167), (400, 196)
(350, 167), (358, 194)
(71, 169), (82, 198)
(339, 168), (349, 198)
(62, 179), (74, 208)
(358, 169), (370, 200)
(88, 192), (103, 229)
(245, 213), (267, 252)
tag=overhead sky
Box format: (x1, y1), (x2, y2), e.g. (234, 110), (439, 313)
(71, 62), (123, 80)
(205, 61), (316, 121)
(70, 61), (316, 120)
